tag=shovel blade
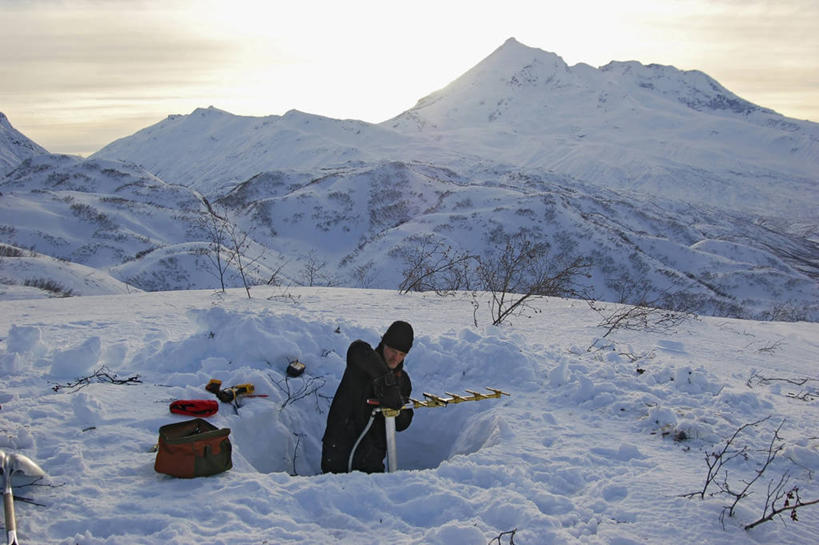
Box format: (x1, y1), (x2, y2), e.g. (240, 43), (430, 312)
(6, 454), (45, 480)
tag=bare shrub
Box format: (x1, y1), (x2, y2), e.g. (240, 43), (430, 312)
(394, 234), (476, 294)
(200, 199), (265, 298)
(24, 278), (74, 297)
(746, 372), (818, 402)
(299, 249), (338, 287)
(488, 528), (517, 544)
(52, 365), (142, 393)
(476, 232), (590, 325)
(197, 203), (235, 292)
(0, 244), (25, 257)
(587, 291), (698, 350)
(269, 372), (329, 411)
(352, 260), (377, 288)
(682, 417), (819, 531)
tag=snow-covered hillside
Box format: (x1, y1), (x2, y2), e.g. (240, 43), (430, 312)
(1, 287), (817, 544)
(2, 153), (815, 320)
(0, 154), (288, 292)
(218, 161), (819, 320)
(1, 38), (817, 322)
(0, 112), (48, 174)
(0, 154), (204, 267)
(92, 107), (433, 197)
(0, 243), (138, 300)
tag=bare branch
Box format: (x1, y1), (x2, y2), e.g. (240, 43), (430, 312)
(51, 365), (142, 393)
(683, 416), (771, 500)
(745, 485), (819, 530)
(488, 528), (517, 545)
(395, 234), (476, 295)
(477, 232), (589, 325)
(588, 291), (697, 347)
(720, 420), (785, 517)
(269, 373), (328, 411)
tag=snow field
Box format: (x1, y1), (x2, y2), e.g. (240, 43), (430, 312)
(0, 287), (817, 544)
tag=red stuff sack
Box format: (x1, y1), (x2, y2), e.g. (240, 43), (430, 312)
(169, 399), (218, 417)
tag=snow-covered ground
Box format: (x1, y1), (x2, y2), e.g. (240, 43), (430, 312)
(1, 287), (817, 544)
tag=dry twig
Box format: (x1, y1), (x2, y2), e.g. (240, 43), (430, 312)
(52, 365), (142, 393)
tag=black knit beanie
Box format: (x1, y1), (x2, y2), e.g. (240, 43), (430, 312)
(382, 321), (414, 353)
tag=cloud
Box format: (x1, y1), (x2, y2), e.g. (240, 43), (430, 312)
(0, 5), (238, 94)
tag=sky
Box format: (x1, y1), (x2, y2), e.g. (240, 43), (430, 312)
(1, 0), (818, 156)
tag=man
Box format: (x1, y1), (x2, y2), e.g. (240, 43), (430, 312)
(321, 321), (414, 473)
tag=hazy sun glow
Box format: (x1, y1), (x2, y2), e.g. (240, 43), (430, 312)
(2, 0), (817, 155)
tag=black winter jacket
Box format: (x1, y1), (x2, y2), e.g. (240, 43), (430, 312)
(321, 340), (413, 473)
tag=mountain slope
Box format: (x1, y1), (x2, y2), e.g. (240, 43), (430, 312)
(0, 242), (137, 299)
(3, 153), (815, 319)
(4, 39), (818, 320)
(220, 161), (818, 320)
(0, 154), (205, 268)
(0, 154), (289, 292)
(385, 38), (819, 216)
(0, 112), (49, 174)
(91, 107), (440, 197)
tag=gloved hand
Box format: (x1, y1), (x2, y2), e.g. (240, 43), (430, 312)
(372, 373), (403, 410)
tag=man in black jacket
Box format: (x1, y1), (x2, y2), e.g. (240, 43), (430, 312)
(321, 321), (414, 473)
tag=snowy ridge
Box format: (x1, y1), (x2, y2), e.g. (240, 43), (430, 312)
(385, 39), (819, 216)
(93, 106), (426, 196)
(0, 112), (49, 174)
(0, 242), (138, 299)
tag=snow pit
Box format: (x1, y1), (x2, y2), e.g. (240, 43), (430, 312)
(121, 308), (524, 475)
(132, 308), (515, 476)
(394, 401), (502, 471)
(225, 375), (502, 475)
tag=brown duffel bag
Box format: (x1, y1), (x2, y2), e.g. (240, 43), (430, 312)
(154, 418), (232, 478)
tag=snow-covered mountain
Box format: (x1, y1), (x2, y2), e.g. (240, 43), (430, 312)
(1, 39), (817, 320)
(92, 38), (819, 218)
(92, 107), (438, 197)
(386, 38), (819, 217)
(0, 112), (49, 174)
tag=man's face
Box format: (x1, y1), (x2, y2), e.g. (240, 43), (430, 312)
(383, 345), (406, 370)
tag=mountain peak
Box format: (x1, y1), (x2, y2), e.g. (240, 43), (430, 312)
(498, 36), (525, 50)
(192, 106), (231, 117)
(387, 37), (788, 133)
(0, 112), (49, 173)
(484, 38), (569, 75)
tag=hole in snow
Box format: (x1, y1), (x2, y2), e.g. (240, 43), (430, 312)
(228, 389), (502, 475)
(392, 403), (502, 471)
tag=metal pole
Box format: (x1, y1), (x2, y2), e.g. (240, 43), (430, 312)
(384, 413), (398, 473)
